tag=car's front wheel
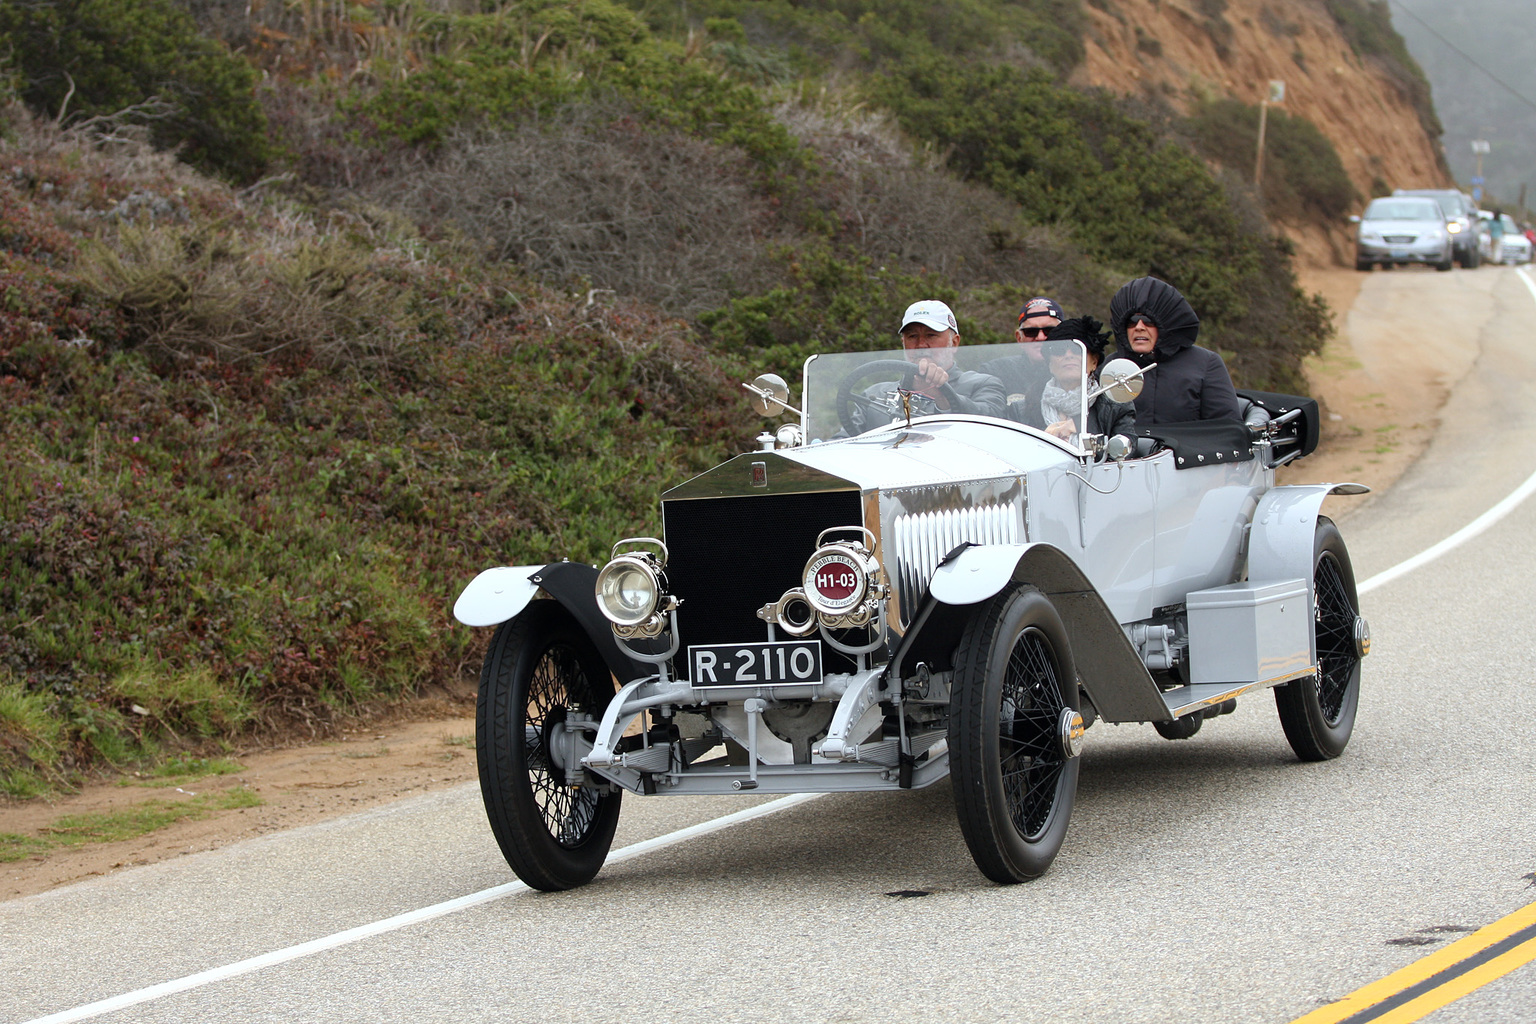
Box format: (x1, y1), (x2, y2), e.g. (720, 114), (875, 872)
(949, 585), (1081, 883)
(477, 602), (622, 890)
(1275, 517), (1362, 761)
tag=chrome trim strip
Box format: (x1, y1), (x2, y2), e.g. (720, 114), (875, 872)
(1159, 665), (1318, 719)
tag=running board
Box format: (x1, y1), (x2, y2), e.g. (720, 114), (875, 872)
(1160, 666), (1317, 719)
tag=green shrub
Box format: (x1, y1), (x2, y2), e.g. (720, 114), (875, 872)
(616, 0), (1088, 76)
(0, 0), (270, 182)
(870, 61), (1330, 391)
(347, 0), (800, 170)
(1185, 98), (1359, 222)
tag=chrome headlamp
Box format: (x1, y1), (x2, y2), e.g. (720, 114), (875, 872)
(595, 538), (675, 639)
(800, 527), (887, 628)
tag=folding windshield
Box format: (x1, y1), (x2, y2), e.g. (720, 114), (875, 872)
(1365, 199), (1442, 221)
(799, 339), (1091, 446)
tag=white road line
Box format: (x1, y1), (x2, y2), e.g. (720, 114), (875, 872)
(20, 793), (823, 1024)
(23, 266), (1536, 1023)
(1358, 266), (1536, 595)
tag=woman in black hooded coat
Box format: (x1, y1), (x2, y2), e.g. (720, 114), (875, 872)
(1108, 277), (1240, 426)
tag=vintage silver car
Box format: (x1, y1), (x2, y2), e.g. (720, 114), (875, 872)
(453, 341), (1370, 890)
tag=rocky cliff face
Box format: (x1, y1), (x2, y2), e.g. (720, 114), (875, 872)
(1072, 0), (1447, 263)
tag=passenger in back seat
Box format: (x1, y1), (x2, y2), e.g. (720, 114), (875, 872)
(1108, 277), (1240, 427)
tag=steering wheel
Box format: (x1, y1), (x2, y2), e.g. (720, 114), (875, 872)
(834, 359), (925, 436)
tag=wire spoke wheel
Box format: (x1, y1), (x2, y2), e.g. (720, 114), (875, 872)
(997, 630), (1069, 841)
(477, 603), (622, 890)
(950, 585), (1080, 883)
(524, 646), (601, 846)
(1276, 517), (1363, 761)
(1312, 551), (1357, 725)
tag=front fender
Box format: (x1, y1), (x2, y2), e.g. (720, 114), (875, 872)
(905, 542), (1171, 724)
(1248, 483), (1369, 584)
(453, 564), (546, 627)
(453, 561), (653, 684)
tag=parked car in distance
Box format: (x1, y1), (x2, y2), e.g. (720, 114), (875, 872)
(1393, 188), (1480, 267)
(1498, 214), (1531, 264)
(1354, 196), (1454, 272)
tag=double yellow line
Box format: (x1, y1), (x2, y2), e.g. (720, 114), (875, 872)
(1291, 900), (1536, 1023)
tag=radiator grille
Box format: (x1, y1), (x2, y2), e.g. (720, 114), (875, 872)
(663, 490), (863, 652)
(892, 501), (1020, 620)
(1381, 234), (1415, 243)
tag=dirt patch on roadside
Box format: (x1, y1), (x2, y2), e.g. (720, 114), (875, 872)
(2, 696), (477, 900)
(1279, 266), (1443, 521)
(0, 266), (1448, 902)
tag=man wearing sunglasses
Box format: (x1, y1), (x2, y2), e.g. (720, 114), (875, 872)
(1108, 276), (1240, 426)
(980, 296), (1064, 405)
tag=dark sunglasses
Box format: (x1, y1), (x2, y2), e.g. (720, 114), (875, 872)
(1127, 314), (1157, 328)
(1019, 325), (1052, 339)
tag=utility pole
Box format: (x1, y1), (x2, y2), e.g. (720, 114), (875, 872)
(1254, 80), (1285, 197)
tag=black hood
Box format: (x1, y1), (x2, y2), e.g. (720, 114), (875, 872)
(1109, 277), (1200, 365)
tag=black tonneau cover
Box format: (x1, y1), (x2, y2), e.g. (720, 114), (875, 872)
(1139, 419), (1255, 469)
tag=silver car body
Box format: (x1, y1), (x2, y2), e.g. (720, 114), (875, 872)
(457, 342), (1358, 797)
(1498, 214), (1531, 264)
(1393, 188), (1478, 265)
(1358, 196), (1452, 268)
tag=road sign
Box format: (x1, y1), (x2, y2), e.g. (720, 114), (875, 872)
(1472, 139), (1491, 154)
(1473, 187), (1484, 201)
(1267, 80), (1285, 104)
(1472, 176), (1485, 185)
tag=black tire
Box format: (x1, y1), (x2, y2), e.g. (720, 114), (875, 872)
(1275, 517), (1362, 761)
(1435, 255), (1454, 271)
(949, 585), (1080, 883)
(1461, 246), (1480, 269)
(477, 602), (622, 890)
(1355, 259), (1372, 272)
(1154, 711), (1204, 740)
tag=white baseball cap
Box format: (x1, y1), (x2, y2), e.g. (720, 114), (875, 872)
(900, 300), (959, 334)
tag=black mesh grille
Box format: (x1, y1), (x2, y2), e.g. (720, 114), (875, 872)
(663, 490), (863, 652)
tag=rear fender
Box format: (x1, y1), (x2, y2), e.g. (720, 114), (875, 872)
(1247, 483), (1369, 585)
(896, 543), (1171, 724)
(453, 561), (652, 683)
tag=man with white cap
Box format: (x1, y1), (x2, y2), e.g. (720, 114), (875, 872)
(841, 300), (1005, 434)
(894, 299), (1005, 416)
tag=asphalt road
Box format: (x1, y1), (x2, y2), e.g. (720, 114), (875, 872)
(5, 267), (1536, 1024)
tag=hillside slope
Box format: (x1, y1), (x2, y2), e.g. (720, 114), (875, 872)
(1078, 0), (1447, 259)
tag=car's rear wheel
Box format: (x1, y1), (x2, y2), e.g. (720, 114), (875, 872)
(1275, 517), (1362, 762)
(949, 585), (1080, 883)
(477, 602), (622, 890)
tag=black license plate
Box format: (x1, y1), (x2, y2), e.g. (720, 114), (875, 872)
(688, 641), (823, 686)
